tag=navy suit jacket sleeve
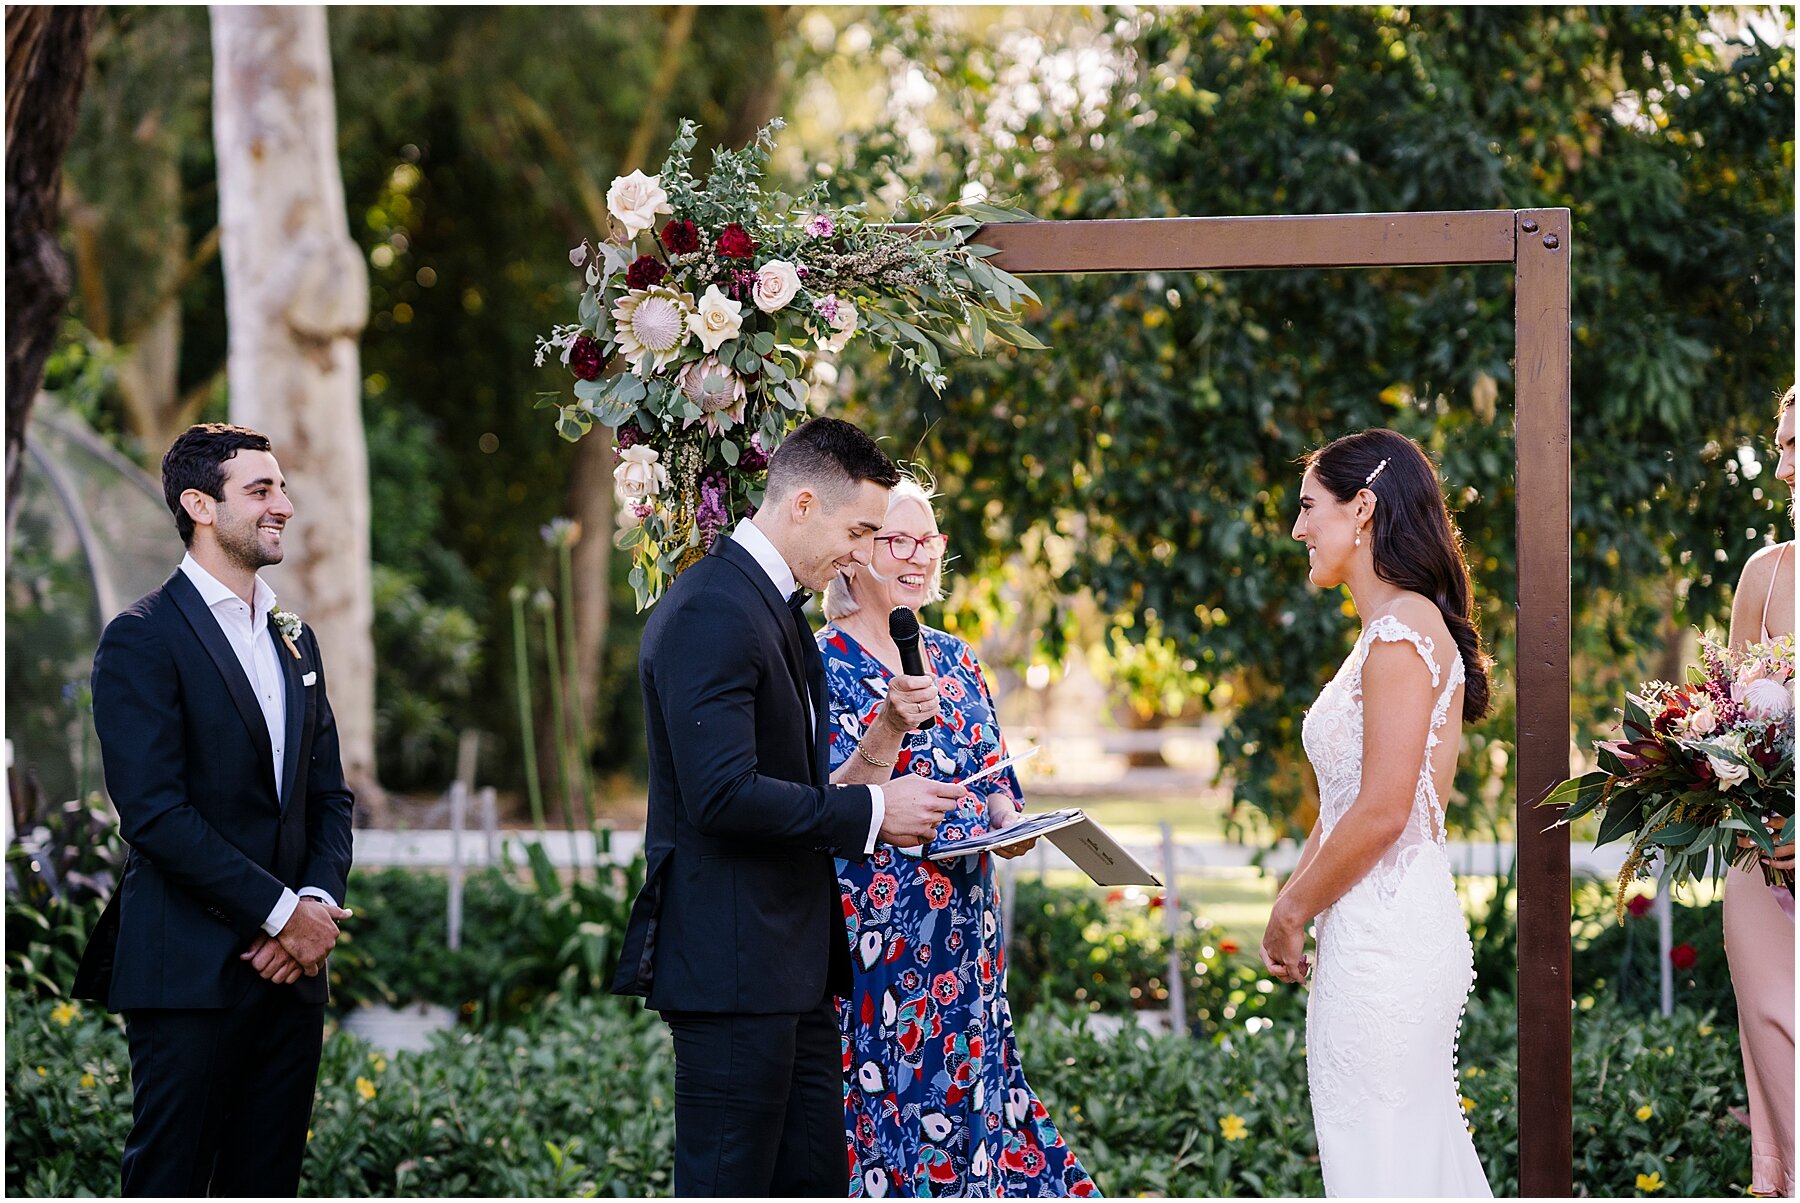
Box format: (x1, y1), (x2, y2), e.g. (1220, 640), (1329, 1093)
(655, 584), (873, 852)
(298, 628), (354, 904)
(92, 612), (285, 939)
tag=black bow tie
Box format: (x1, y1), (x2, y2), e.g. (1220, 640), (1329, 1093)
(787, 588), (810, 614)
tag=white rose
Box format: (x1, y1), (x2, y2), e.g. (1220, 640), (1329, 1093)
(687, 285), (745, 353)
(1742, 677), (1795, 722)
(817, 294), (860, 352)
(605, 170), (672, 237)
(1683, 701), (1718, 738)
(613, 445), (668, 503)
(1707, 753), (1751, 790)
(752, 259), (803, 313)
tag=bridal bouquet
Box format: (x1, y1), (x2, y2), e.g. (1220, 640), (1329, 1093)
(1541, 633), (1795, 918)
(534, 118), (1044, 609)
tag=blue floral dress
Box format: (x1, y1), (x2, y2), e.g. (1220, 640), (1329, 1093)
(819, 623), (1097, 1199)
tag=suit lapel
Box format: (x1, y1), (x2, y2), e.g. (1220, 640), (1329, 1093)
(713, 539), (820, 763)
(165, 570), (277, 785)
(272, 612), (305, 808)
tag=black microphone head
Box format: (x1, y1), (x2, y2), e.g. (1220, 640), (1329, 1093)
(888, 606), (921, 644)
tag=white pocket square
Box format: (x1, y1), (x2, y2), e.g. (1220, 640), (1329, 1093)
(302, 671), (317, 687)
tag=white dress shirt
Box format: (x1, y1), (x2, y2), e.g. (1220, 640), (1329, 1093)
(730, 520), (884, 853)
(178, 554), (336, 937)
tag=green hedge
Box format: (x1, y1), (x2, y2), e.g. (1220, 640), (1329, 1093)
(6, 989), (1750, 1197)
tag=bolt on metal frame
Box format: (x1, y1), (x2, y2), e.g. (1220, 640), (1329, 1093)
(978, 208), (1574, 1196)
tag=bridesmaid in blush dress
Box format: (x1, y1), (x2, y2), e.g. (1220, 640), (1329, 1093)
(1723, 386), (1795, 1198)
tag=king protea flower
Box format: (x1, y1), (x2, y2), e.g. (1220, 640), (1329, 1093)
(612, 286), (694, 373)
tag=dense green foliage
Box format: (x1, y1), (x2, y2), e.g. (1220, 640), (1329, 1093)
(821, 7), (1795, 831)
(5, 986), (1749, 1197)
(26, 8), (1793, 817)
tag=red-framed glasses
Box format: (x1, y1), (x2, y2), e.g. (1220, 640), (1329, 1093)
(874, 533), (950, 561)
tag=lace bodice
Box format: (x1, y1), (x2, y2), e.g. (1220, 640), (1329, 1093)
(1300, 613), (1464, 899)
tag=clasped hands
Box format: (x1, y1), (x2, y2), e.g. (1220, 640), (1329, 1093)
(240, 898), (353, 985)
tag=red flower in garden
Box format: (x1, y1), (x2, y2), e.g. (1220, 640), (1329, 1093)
(1106, 890), (1125, 904)
(1671, 942), (1698, 970)
(867, 872), (898, 909)
(716, 222), (756, 259)
(569, 335), (604, 380)
(625, 254), (667, 290)
(1626, 894), (1654, 919)
(1218, 939), (1240, 955)
(661, 219), (701, 253)
(1149, 895), (1165, 909)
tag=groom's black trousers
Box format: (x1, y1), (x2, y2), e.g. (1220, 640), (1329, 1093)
(120, 978), (325, 1197)
(663, 994), (843, 1196)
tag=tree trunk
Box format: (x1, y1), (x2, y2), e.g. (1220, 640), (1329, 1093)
(6, 6), (101, 546)
(211, 6), (382, 814)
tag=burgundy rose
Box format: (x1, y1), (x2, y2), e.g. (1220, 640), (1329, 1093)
(614, 424), (642, 449)
(716, 222), (756, 259)
(737, 437), (770, 473)
(1625, 893), (1654, 919)
(1670, 942), (1698, 970)
(661, 219), (701, 254)
(625, 254), (667, 290)
(569, 335), (604, 381)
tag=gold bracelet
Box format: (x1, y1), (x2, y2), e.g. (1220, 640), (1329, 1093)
(856, 745), (895, 769)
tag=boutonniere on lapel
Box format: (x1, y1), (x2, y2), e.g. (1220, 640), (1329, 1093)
(271, 607), (304, 659)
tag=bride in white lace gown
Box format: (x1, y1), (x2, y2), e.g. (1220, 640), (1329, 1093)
(1259, 429), (1493, 1198)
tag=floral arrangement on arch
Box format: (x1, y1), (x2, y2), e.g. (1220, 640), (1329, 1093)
(535, 118), (1044, 609)
(1541, 632), (1795, 919)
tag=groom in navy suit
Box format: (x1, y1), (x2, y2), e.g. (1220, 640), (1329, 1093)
(73, 423), (355, 1197)
(613, 417), (964, 1195)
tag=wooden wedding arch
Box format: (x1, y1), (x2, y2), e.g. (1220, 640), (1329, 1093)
(974, 209), (1574, 1196)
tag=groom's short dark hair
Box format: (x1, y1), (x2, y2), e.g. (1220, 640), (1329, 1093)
(765, 417), (900, 507)
(162, 423), (273, 546)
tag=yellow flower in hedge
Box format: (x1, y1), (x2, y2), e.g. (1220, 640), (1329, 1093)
(35, 1066), (46, 1077)
(1636, 1171), (1664, 1193)
(1697, 1023), (1714, 1037)
(49, 1001), (79, 1026)
(80, 1072), (96, 1089)
(355, 1076), (377, 1102)
(368, 1053), (387, 1074)
(1635, 1104), (1653, 1121)
(1460, 1095), (1476, 1113)
(1220, 1113), (1248, 1142)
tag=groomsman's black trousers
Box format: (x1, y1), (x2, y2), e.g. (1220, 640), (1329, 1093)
(663, 994), (843, 1196)
(120, 979), (325, 1197)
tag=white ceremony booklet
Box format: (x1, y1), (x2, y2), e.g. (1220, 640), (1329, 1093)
(924, 807), (1163, 888)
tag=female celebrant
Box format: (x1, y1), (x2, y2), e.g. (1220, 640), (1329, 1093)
(818, 475), (1096, 1198)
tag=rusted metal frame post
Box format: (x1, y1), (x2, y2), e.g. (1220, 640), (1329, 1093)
(1512, 207), (1574, 1198)
(982, 208), (1576, 1193)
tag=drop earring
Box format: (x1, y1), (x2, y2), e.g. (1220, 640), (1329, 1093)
(1355, 527), (1364, 548)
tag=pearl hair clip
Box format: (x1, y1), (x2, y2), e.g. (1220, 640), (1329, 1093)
(1363, 458), (1390, 486)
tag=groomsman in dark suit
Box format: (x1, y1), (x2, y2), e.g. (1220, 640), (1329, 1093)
(613, 417), (964, 1195)
(73, 423), (355, 1197)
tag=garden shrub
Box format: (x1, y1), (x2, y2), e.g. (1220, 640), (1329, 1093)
(8, 989), (1750, 1197)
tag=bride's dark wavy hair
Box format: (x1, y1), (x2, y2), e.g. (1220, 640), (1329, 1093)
(1306, 428), (1492, 721)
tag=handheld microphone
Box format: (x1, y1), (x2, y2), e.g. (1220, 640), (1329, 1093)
(888, 606), (935, 730)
